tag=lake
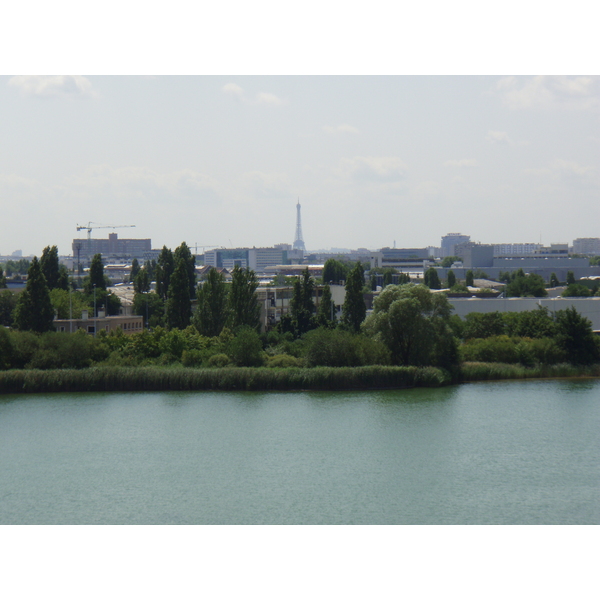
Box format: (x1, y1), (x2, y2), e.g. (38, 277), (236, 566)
(1, 379), (598, 524)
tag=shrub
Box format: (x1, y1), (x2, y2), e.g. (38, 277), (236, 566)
(208, 353), (232, 368)
(266, 354), (304, 368)
(181, 349), (203, 367)
(227, 327), (264, 367)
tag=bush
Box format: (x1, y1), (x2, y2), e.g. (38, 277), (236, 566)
(266, 354), (304, 368)
(227, 327), (264, 367)
(207, 353), (232, 368)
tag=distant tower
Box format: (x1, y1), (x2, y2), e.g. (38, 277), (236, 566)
(293, 198), (306, 254)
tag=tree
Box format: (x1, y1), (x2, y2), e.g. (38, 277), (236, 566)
(174, 242), (196, 300)
(503, 307), (557, 339)
(287, 268), (316, 337)
(130, 258), (141, 282)
(363, 283), (458, 367)
(0, 267), (6, 288)
(447, 270), (456, 288)
(227, 265), (260, 331)
(133, 291), (164, 329)
(13, 257), (55, 333)
(156, 246), (174, 300)
(56, 265), (70, 291)
(341, 262), (366, 332)
(549, 273), (560, 287)
(316, 283), (336, 328)
(85, 254), (107, 293)
(134, 269), (150, 294)
(49, 288), (91, 320)
(561, 283), (591, 297)
(226, 326), (264, 366)
(505, 270), (547, 298)
(194, 267), (229, 337)
(441, 256), (460, 268)
(463, 312), (506, 339)
(424, 267), (441, 290)
(555, 307), (599, 365)
(322, 258), (348, 284)
(465, 270), (474, 287)
(566, 271), (576, 285)
(40, 245), (60, 290)
(165, 257), (192, 330)
(0, 290), (17, 326)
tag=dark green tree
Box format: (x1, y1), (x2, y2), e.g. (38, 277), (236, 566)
(383, 268), (395, 287)
(0, 267), (6, 288)
(555, 307), (599, 365)
(174, 242), (197, 300)
(549, 273), (560, 287)
(226, 326), (264, 366)
(165, 258), (192, 329)
(441, 256), (460, 268)
(0, 289), (17, 326)
(342, 262), (366, 332)
(227, 265), (260, 331)
(566, 271), (576, 285)
(465, 270), (474, 287)
(505, 270), (547, 298)
(85, 254), (107, 293)
(134, 269), (150, 294)
(13, 257), (55, 333)
(194, 267), (229, 337)
(503, 307), (557, 339)
(287, 268), (317, 337)
(322, 258), (349, 284)
(424, 267), (441, 290)
(144, 259), (157, 281)
(56, 265), (70, 291)
(561, 283), (591, 297)
(156, 246), (174, 300)
(130, 258), (141, 282)
(40, 245), (60, 290)
(463, 312), (506, 339)
(447, 270), (456, 288)
(316, 283), (336, 328)
(133, 291), (164, 329)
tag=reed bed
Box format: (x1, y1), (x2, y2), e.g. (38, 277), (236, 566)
(0, 365), (451, 394)
(460, 362), (600, 382)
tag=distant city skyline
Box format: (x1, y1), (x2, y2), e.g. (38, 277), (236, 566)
(1, 76), (598, 257)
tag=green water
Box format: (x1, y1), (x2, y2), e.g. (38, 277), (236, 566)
(1, 379), (598, 524)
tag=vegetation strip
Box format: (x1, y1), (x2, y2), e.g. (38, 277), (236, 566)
(0, 365), (452, 394)
(1, 363), (599, 395)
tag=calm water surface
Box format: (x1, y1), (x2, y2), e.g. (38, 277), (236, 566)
(1, 380), (598, 524)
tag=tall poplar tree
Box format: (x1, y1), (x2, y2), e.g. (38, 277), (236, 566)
(13, 257), (55, 333)
(194, 267), (229, 337)
(228, 265), (260, 331)
(165, 258), (192, 329)
(40, 245), (60, 290)
(316, 283), (336, 328)
(174, 242), (196, 300)
(156, 246), (174, 300)
(341, 262), (366, 332)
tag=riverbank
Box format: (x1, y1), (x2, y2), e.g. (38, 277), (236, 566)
(0, 363), (599, 394)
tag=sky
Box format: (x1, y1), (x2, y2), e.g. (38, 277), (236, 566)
(1, 74), (598, 258)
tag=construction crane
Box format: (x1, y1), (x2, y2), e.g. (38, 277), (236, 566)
(75, 223), (136, 267)
(194, 244), (219, 255)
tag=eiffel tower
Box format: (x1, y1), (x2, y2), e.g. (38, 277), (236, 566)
(293, 198), (306, 254)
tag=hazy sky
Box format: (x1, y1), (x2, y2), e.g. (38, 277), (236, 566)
(1, 75), (598, 257)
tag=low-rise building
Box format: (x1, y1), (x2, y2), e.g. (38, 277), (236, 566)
(54, 310), (144, 335)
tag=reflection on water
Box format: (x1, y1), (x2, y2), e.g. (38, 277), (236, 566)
(0, 379), (598, 525)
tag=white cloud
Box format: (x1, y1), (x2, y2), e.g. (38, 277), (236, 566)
(495, 76), (599, 110)
(339, 156), (408, 183)
(444, 159), (477, 167)
(486, 130), (512, 144)
(222, 84), (284, 106)
(8, 75), (95, 99)
(222, 82), (244, 96)
(323, 123), (359, 134)
(255, 92), (283, 106)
